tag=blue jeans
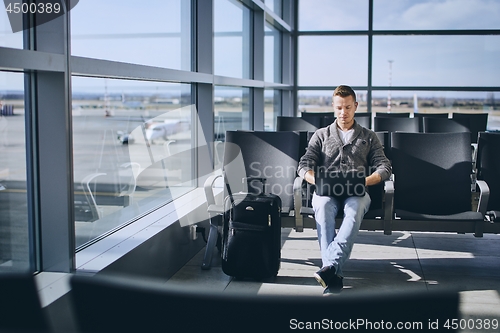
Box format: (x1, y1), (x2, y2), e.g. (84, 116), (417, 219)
(312, 192), (371, 277)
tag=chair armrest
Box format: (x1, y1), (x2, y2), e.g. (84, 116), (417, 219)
(207, 204), (224, 215)
(476, 180), (490, 216)
(300, 207), (315, 216)
(486, 211), (500, 222)
(81, 172), (107, 221)
(382, 179), (394, 235)
(293, 176), (305, 232)
(383, 179), (394, 196)
(471, 143), (478, 162)
(204, 174), (222, 209)
(293, 176), (304, 201)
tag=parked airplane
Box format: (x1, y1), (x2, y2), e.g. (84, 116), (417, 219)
(145, 119), (188, 143)
(118, 118), (190, 144)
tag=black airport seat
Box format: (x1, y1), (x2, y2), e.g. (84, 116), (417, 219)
(202, 130), (301, 269)
(422, 117), (470, 134)
(413, 112), (449, 118)
(374, 117), (421, 133)
(301, 111), (336, 118)
(0, 273), (50, 333)
(452, 113), (488, 144)
(375, 112), (410, 118)
(276, 116), (321, 132)
(375, 131), (390, 161)
(70, 274), (459, 333)
(389, 132), (489, 236)
(322, 113), (371, 129)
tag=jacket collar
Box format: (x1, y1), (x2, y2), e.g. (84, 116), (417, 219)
(330, 119), (362, 145)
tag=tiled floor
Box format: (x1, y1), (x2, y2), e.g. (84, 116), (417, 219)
(166, 228), (500, 323)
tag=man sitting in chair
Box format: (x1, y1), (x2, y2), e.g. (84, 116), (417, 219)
(297, 85), (391, 295)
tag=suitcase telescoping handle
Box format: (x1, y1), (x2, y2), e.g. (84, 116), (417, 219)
(243, 177), (267, 194)
(224, 175), (268, 208)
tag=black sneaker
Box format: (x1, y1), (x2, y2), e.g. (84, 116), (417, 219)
(323, 275), (343, 296)
(314, 265), (336, 288)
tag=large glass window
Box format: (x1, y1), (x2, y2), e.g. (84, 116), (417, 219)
(298, 36), (368, 86)
(71, 0), (191, 70)
(214, 0), (251, 79)
(214, 86), (250, 139)
(372, 35), (500, 87)
(72, 77), (194, 248)
(264, 0), (283, 18)
(298, 89), (369, 114)
(372, 90), (500, 131)
(0, 71), (30, 272)
(213, 86), (250, 170)
(0, 7), (23, 48)
(374, 0), (500, 30)
(299, 0), (368, 31)
(265, 22), (281, 83)
(264, 89), (281, 131)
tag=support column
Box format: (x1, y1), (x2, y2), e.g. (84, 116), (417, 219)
(33, 9), (74, 272)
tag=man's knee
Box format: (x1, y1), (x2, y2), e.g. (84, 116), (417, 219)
(348, 194), (370, 211)
(313, 195), (337, 211)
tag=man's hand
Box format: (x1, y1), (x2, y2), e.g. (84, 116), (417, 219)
(365, 172), (382, 186)
(304, 170), (315, 185)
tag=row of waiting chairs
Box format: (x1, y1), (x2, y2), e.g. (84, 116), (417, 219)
(279, 113), (489, 172)
(202, 130), (500, 269)
(373, 115), (487, 144)
(0, 273), (459, 333)
(280, 113), (372, 131)
(285, 112), (488, 144)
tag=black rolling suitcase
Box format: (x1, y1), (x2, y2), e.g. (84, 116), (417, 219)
(222, 177), (281, 279)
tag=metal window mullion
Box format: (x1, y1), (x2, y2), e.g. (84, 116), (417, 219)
(298, 29), (500, 36)
(252, 6), (264, 130)
(181, 0), (192, 72)
(70, 56), (213, 84)
(297, 85), (500, 92)
(279, 0), (293, 116)
(252, 0), (291, 32)
(280, 31), (294, 119)
(281, 31), (291, 86)
(372, 86), (500, 92)
(24, 71), (41, 272)
(291, 0), (298, 116)
(253, 9), (264, 81)
(243, 2), (253, 81)
(34, 8), (74, 272)
(373, 29), (500, 36)
(23, 5), (40, 272)
(195, 0), (215, 179)
(273, 25), (282, 84)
